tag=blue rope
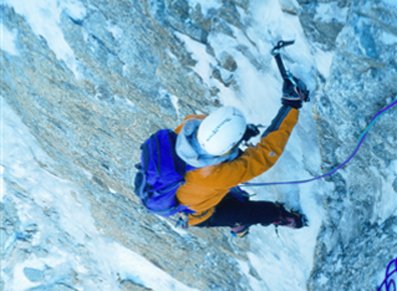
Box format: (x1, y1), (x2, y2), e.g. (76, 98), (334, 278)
(243, 98), (397, 187)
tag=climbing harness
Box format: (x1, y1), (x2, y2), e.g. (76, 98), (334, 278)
(242, 40), (397, 187)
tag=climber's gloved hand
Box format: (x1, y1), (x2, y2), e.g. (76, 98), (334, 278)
(282, 75), (310, 109)
(242, 124), (260, 142)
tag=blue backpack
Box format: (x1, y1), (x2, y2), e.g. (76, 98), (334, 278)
(134, 129), (195, 217)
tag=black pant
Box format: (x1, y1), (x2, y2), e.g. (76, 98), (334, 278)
(196, 193), (280, 228)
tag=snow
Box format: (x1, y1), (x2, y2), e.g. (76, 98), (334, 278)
(315, 2), (348, 23)
(246, 0), (315, 90)
(4, 0), (86, 77)
(381, 31), (397, 45)
(0, 168), (4, 202)
(1, 97), (195, 290)
(375, 160), (397, 223)
(178, 1), (328, 289)
(314, 48), (334, 78)
(188, 0), (222, 15)
(170, 94), (181, 119)
(176, 32), (216, 86)
(0, 23), (19, 55)
(384, 0), (397, 7)
(106, 21), (123, 40)
(3, 0), (395, 290)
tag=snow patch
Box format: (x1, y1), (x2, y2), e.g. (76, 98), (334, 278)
(170, 94), (181, 118)
(4, 0), (86, 77)
(237, 259), (264, 290)
(0, 166), (4, 202)
(279, 0), (301, 14)
(175, 32), (216, 86)
(60, 0), (86, 20)
(98, 241), (197, 290)
(106, 21), (123, 40)
(314, 48), (334, 78)
(384, 0), (397, 8)
(188, 0), (222, 15)
(0, 23), (19, 55)
(207, 31), (280, 124)
(375, 160), (397, 223)
(318, 273), (329, 285)
(315, 2), (348, 23)
(381, 31), (397, 45)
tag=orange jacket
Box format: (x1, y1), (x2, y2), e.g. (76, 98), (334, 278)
(175, 106), (299, 225)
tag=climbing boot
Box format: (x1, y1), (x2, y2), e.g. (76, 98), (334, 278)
(230, 224), (250, 238)
(273, 203), (308, 229)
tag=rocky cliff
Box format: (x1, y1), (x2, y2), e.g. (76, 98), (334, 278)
(307, 0), (397, 289)
(1, 0), (396, 290)
(2, 1), (253, 289)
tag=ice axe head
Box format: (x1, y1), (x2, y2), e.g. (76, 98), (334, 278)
(271, 40), (295, 56)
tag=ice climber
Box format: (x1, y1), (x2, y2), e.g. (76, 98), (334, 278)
(134, 71), (309, 237)
(169, 78), (309, 237)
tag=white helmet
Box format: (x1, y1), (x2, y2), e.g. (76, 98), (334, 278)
(197, 106), (247, 156)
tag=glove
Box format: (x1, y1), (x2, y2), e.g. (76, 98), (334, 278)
(282, 75), (310, 109)
(242, 124), (260, 142)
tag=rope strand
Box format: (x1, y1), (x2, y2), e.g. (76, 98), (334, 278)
(243, 98), (397, 187)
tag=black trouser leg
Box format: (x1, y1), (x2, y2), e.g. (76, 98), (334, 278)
(196, 195), (280, 228)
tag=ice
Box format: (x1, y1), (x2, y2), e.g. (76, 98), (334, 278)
(0, 23), (19, 55)
(4, 0), (86, 77)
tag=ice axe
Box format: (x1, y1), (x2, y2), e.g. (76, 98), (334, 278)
(271, 40), (310, 102)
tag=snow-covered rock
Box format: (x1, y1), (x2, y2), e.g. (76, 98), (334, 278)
(1, 0), (396, 290)
(308, 0), (397, 289)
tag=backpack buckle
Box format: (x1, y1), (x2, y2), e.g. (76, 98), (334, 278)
(175, 213), (189, 229)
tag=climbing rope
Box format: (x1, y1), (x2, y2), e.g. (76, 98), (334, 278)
(243, 98), (397, 187)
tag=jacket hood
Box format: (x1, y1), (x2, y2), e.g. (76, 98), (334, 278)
(176, 119), (239, 168)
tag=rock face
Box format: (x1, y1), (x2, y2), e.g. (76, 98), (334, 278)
(1, 0), (396, 290)
(1, 1), (251, 289)
(307, 0), (397, 290)
(296, 0), (350, 50)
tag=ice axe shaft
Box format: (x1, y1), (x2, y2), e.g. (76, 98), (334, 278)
(274, 54), (288, 80)
(271, 40), (295, 80)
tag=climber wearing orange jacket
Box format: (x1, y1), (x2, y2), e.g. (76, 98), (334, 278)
(173, 77), (309, 236)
